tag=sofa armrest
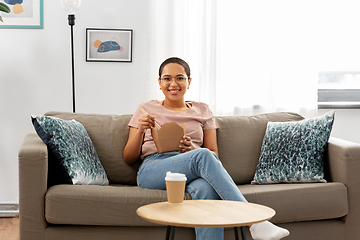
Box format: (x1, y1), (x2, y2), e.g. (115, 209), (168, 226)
(326, 137), (360, 184)
(18, 133), (48, 240)
(326, 137), (360, 238)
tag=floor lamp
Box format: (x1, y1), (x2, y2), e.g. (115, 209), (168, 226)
(60, 0), (81, 113)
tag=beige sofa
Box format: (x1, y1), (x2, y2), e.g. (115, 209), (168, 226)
(19, 111), (360, 240)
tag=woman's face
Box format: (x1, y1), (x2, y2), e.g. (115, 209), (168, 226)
(158, 63), (192, 102)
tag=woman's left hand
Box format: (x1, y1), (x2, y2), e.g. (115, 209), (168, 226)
(179, 136), (196, 153)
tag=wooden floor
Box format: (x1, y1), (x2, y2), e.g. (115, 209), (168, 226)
(0, 217), (19, 240)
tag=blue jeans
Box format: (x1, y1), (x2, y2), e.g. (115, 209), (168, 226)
(137, 148), (248, 240)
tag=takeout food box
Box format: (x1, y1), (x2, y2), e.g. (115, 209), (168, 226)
(151, 122), (186, 153)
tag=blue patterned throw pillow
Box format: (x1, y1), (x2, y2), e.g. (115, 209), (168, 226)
(251, 111), (335, 184)
(32, 115), (109, 186)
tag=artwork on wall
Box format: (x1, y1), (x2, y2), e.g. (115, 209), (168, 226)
(86, 28), (133, 62)
(0, 0), (43, 29)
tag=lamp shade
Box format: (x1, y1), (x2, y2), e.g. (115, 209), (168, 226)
(60, 0), (81, 14)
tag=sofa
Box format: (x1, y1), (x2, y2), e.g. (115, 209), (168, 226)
(18, 111), (360, 240)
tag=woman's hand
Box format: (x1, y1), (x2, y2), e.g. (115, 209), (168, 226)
(179, 136), (197, 153)
(137, 113), (156, 134)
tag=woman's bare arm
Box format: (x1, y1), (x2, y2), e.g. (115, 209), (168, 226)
(123, 113), (156, 165)
(203, 129), (219, 157)
(123, 127), (144, 165)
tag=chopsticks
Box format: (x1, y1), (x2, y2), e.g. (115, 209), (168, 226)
(140, 108), (161, 130)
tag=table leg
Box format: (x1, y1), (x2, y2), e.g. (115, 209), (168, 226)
(165, 226), (171, 240)
(234, 227), (246, 240)
(165, 226), (175, 240)
(241, 227), (246, 240)
(168, 226), (245, 240)
(234, 227), (239, 240)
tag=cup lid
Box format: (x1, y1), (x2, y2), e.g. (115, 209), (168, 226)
(165, 171), (187, 181)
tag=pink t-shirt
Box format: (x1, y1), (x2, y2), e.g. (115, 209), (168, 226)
(128, 100), (219, 159)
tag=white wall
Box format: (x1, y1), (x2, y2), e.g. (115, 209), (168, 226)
(318, 109), (360, 145)
(1, 1), (360, 204)
(0, 1), (151, 203)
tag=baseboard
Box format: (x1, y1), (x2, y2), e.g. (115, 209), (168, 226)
(0, 204), (19, 217)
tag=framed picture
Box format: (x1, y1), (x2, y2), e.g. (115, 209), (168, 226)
(0, 0), (43, 29)
(86, 28), (133, 62)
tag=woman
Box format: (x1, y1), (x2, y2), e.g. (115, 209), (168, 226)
(123, 57), (289, 240)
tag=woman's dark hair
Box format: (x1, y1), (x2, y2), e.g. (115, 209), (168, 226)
(159, 57), (191, 78)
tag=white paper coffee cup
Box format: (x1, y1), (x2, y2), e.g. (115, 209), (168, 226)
(165, 172), (187, 205)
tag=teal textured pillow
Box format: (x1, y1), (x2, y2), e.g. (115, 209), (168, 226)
(251, 111), (335, 184)
(32, 115), (109, 186)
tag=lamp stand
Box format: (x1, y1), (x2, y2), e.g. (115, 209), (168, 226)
(68, 14), (76, 113)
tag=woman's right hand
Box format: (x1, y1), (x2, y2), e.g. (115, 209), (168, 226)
(137, 113), (156, 134)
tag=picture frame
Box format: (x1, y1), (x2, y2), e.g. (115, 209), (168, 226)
(86, 28), (133, 62)
(0, 0), (43, 29)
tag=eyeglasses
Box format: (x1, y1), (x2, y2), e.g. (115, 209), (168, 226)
(160, 76), (188, 85)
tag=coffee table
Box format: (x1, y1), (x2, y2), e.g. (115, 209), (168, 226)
(136, 200), (275, 240)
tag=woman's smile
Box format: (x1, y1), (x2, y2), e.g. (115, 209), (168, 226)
(169, 89), (181, 94)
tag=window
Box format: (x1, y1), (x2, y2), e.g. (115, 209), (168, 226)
(318, 72), (360, 109)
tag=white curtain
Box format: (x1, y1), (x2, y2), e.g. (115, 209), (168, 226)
(147, 0), (355, 118)
(147, 0), (218, 109)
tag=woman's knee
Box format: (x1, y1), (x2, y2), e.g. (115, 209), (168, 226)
(194, 147), (214, 156)
(192, 148), (222, 171)
(193, 148), (220, 162)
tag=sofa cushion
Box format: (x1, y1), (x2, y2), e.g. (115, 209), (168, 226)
(45, 184), (192, 226)
(45, 112), (140, 185)
(216, 112), (304, 185)
(239, 182), (348, 223)
(45, 182), (347, 226)
(32, 115), (109, 186)
(251, 111), (335, 184)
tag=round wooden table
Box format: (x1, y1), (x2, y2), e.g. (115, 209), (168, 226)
(136, 200), (275, 240)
